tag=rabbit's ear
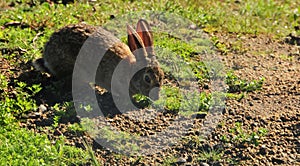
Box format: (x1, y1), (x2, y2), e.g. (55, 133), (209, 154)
(136, 19), (154, 56)
(127, 24), (145, 53)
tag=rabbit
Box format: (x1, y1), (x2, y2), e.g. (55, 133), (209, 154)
(34, 19), (164, 102)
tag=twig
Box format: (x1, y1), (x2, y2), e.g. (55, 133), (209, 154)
(32, 32), (43, 50)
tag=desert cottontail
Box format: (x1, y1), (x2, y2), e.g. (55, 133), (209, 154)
(35, 19), (164, 101)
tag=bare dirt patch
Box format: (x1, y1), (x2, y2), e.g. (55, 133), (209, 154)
(211, 32), (300, 165)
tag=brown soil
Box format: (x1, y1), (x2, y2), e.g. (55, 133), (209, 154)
(2, 32), (299, 165)
(212, 33), (300, 165)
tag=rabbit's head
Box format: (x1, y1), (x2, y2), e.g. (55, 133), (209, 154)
(127, 19), (164, 101)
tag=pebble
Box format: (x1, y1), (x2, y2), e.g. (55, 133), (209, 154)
(176, 157), (186, 164)
(39, 104), (47, 112)
(200, 162), (210, 166)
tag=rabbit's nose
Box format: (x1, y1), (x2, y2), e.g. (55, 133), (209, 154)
(149, 87), (160, 101)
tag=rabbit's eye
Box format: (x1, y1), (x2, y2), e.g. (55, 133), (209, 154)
(144, 74), (151, 84)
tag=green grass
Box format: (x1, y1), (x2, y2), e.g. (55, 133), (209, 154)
(0, 74), (91, 164)
(0, 75), (41, 126)
(183, 0), (300, 36)
(153, 86), (211, 115)
(52, 102), (77, 127)
(0, 126), (89, 165)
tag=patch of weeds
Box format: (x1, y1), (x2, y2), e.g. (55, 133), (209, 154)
(155, 34), (198, 61)
(97, 126), (140, 155)
(198, 148), (223, 163)
(12, 82), (41, 114)
(52, 114), (60, 128)
(0, 126), (90, 165)
(279, 54), (294, 61)
(113, 153), (125, 160)
(154, 86), (181, 112)
(82, 138), (100, 166)
(212, 35), (248, 54)
(222, 122), (268, 146)
(226, 93), (245, 101)
(0, 104), (15, 127)
(162, 156), (177, 165)
(226, 72), (265, 93)
(191, 61), (210, 84)
(211, 36), (229, 54)
(220, 134), (230, 143)
(80, 118), (141, 155)
(154, 31), (212, 84)
(153, 86), (211, 115)
(132, 93), (152, 108)
(183, 135), (206, 149)
(67, 122), (86, 135)
(0, 74), (8, 90)
(0, 80), (41, 126)
(231, 123), (248, 142)
(0, 74), (15, 125)
(227, 158), (240, 165)
(52, 102), (77, 127)
(129, 156), (143, 165)
(1, 27), (42, 64)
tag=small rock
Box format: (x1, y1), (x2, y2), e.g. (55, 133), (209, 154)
(245, 115), (252, 120)
(200, 162), (209, 166)
(249, 101), (254, 106)
(176, 157), (186, 164)
(252, 96), (260, 100)
(269, 149), (276, 155)
(189, 24), (197, 30)
(253, 66), (259, 70)
(39, 104), (47, 112)
(259, 145), (267, 155)
(272, 157), (285, 164)
(187, 155), (193, 162)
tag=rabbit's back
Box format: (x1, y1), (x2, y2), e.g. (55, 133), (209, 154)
(43, 24), (97, 78)
(43, 23), (132, 79)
